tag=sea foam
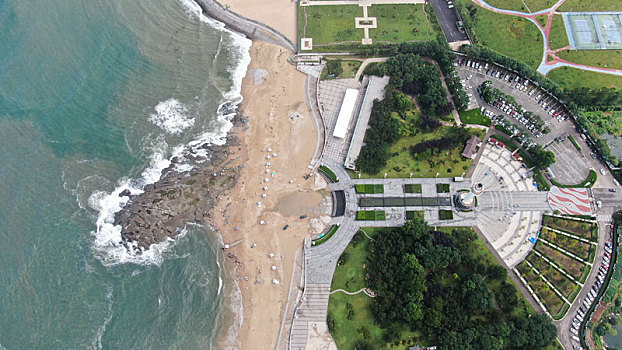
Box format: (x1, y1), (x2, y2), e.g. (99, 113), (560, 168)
(90, 2), (251, 267)
(148, 98), (195, 135)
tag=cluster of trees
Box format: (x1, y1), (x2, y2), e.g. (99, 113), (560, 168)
(374, 53), (450, 116)
(398, 40), (470, 111)
(567, 87), (622, 111)
(325, 59), (343, 78)
(528, 144), (556, 169)
(409, 126), (471, 159)
(366, 219), (558, 349)
(355, 90), (407, 174)
(479, 81), (548, 133)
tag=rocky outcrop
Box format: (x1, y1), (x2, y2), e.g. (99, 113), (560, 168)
(113, 130), (243, 253)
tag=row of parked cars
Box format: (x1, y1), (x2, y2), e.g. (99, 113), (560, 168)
(460, 57), (570, 127)
(570, 241), (615, 349)
(486, 100), (545, 137)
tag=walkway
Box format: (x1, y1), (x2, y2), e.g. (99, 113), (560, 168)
(329, 288), (376, 297)
(471, 0), (622, 76)
(193, 0), (296, 52)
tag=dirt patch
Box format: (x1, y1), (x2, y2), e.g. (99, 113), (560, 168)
(274, 190), (323, 217)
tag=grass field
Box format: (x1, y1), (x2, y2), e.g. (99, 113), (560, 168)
(465, 3), (544, 69)
(299, 5), (363, 45)
(556, 50), (622, 70)
(328, 228), (422, 349)
(299, 3), (435, 48)
(558, 0), (622, 12)
(436, 183), (450, 193)
(358, 126), (485, 179)
(368, 4), (435, 42)
(484, 0), (558, 12)
(547, 66), (622, 89)
(459, 108), (492, 126)
(548, 14), (569, 50)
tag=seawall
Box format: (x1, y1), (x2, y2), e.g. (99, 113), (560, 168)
(193, 0), (297, 53)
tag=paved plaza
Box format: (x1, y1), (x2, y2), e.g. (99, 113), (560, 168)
(545, 137), (589, 185)
(318, 78), (365, 164)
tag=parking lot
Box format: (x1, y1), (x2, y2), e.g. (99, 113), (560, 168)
(455, 56), (618, 188)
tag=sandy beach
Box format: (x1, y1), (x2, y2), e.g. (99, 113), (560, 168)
(221, 0), (298, 43)
(213, 40), (327, 349)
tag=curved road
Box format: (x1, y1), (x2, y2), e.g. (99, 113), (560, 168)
(471, 0), (622, 76)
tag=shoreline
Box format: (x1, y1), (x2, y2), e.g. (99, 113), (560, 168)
(211, 40), (326, 349)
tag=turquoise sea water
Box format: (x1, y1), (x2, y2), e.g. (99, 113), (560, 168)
(0, 0), (249, 348)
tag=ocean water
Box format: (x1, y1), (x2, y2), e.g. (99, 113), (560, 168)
(0, 0), (250, 348)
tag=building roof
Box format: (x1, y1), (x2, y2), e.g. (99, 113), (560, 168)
(462, 134), (482, 159)
(333, 88), (359, 139)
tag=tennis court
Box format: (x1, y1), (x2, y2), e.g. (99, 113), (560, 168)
(563, 12), (622, 50)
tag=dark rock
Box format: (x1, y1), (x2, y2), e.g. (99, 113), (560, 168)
(119, 189), (131, 197)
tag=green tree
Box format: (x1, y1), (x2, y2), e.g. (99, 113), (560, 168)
(325, 59), (343, 77)
(529, 145), (556, 169)
(462, 274), (493, 310)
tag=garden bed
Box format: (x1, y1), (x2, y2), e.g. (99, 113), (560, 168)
(527, 252), (579, 300)
(542, 215), (598, 242)
(540, 228), (594, 261)
(356, 211), (386, 221)
(313, 225), (339, 246)
(517, 261), (567, 318)
(355, 184), (384, 194)
(436, 183), (450, 193)
(536, 244), (590, 283)
(439, 210), (453, 220)
(406, 210), (424, 220)
(404, 183), (422, 193)
(319, 165), (339, 183)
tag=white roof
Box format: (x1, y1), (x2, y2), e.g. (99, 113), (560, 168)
(333, 89), (358, 139)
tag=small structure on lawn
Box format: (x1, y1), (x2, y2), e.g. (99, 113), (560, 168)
(462, 135), (482, 159)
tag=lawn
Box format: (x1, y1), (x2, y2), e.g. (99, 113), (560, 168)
(320, 60), (362, 80)
(356, 210), (386, 221)
(404, 183), (422, 193)
(358, 126), (485, 179)
(355, 184), (384, 194)
(465, 3), (544, 69)
(556, 50), (622, 70)
(558, 0), (622, 12)
(459, 108), (492, 126)
(406, 210), (424, 220)
(542, 215), (598, 242)
(547, 66), (622, 89)
(319, 165), (339, 183)
(527, 252), (579, 300)
(367, 4), (435, 43)
(299, 5), (364, 45)
(540, 227), (594, 261)
(328, 228), (422, 349)
(439, 209), (454, 220)
(484, 0), (558, 12)
(548, 14), (569, 50)
(568, 134), (581, 152)
(312, 225), (339, 246)
(537, 244), (590, 283)
(436, 183), (450, 193)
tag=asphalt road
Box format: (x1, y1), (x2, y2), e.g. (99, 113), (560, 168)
(429, 0), (468, 42)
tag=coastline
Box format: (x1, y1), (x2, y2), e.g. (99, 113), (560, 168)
(213, 40), (325, 350)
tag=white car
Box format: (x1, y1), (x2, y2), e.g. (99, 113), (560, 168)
(601, 168), (606, 176)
